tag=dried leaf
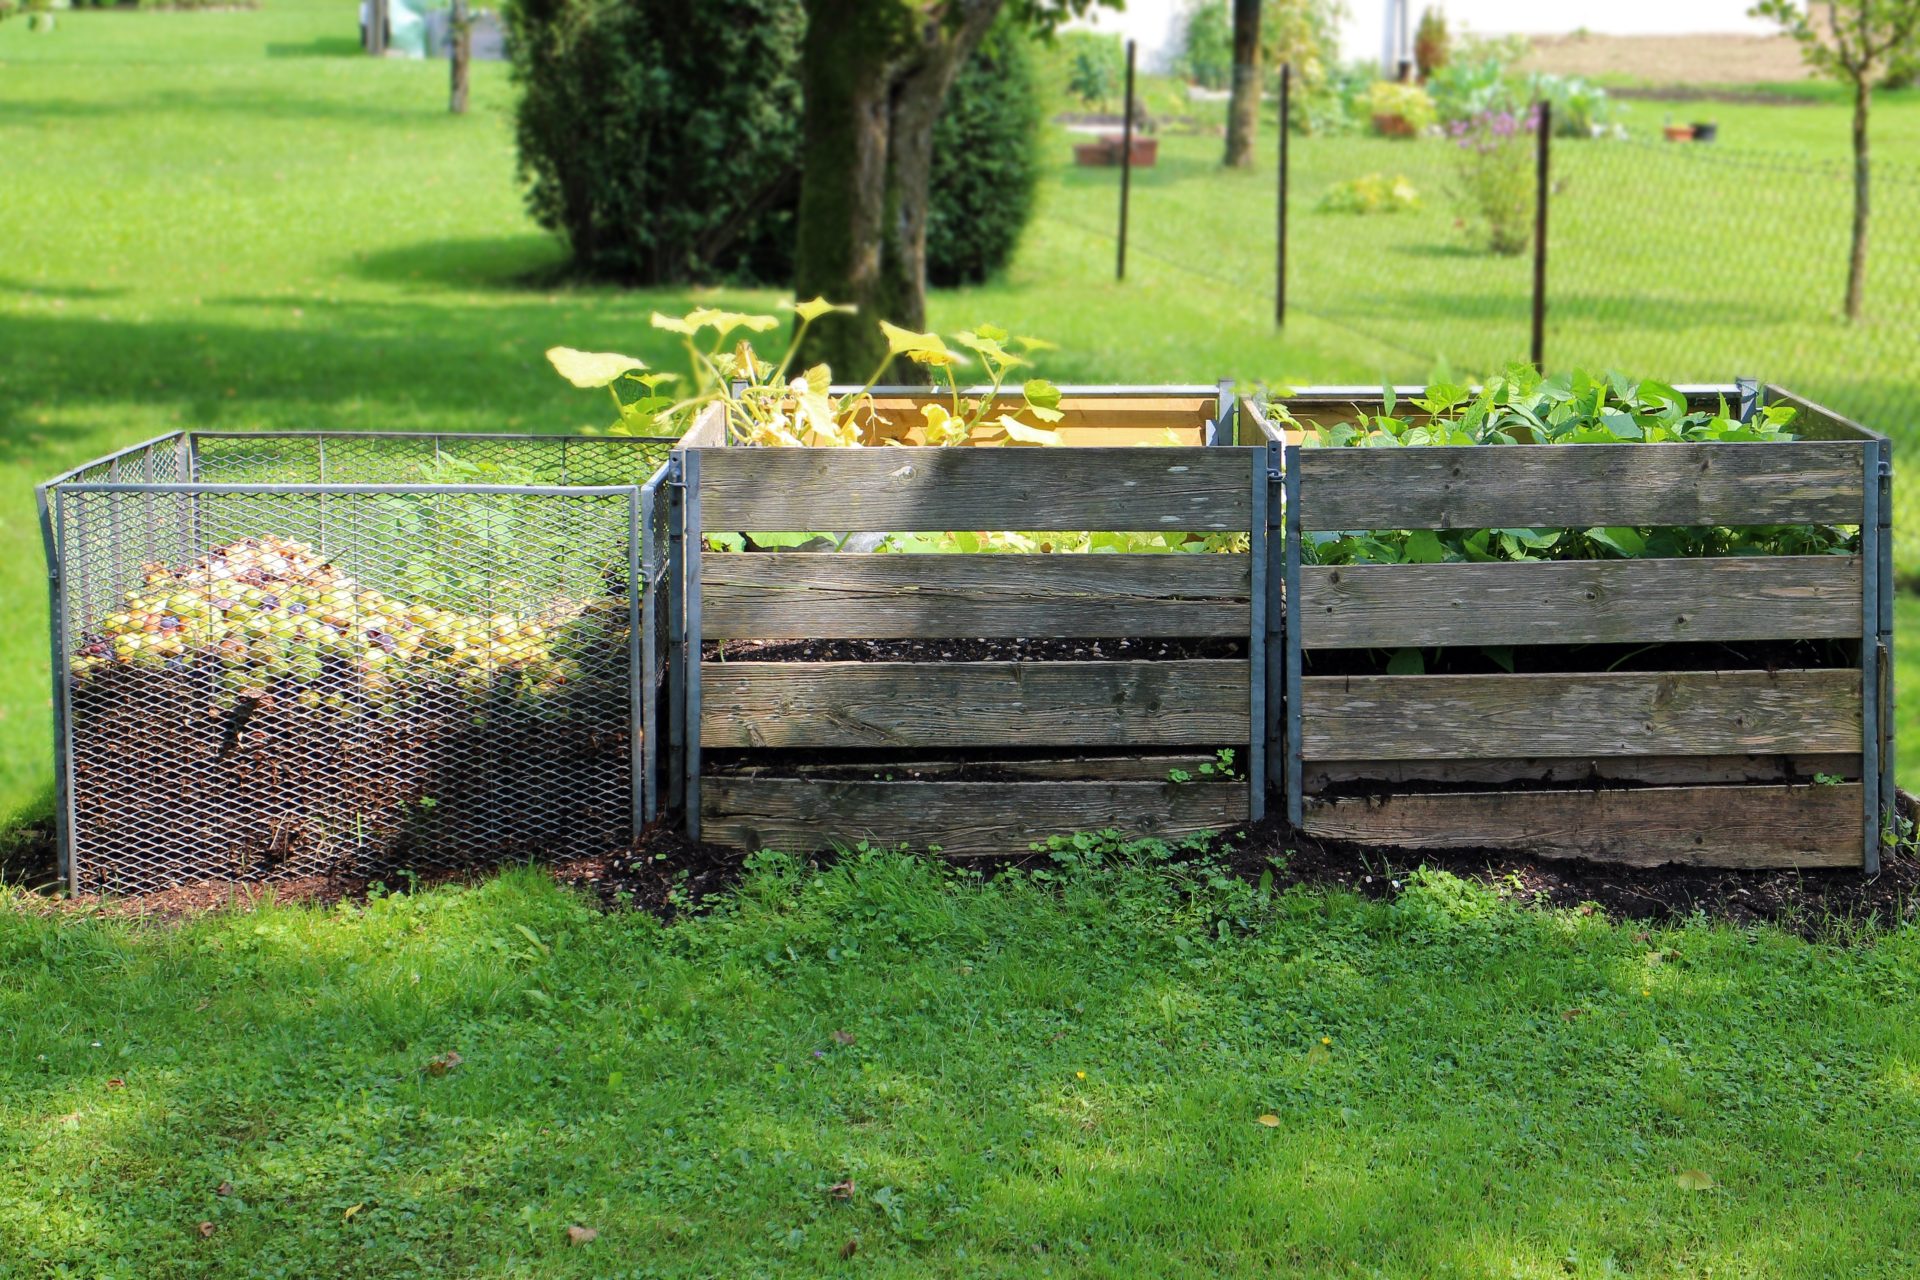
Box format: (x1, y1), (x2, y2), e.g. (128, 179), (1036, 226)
(840, 1238), (859, 1260)
(827, 1179), (856, 1201)
(567, 1225), (599, 1245)
(342, 1203), (363, 1222)
(1256, 1114), (1281, 1127)
(1675, 1169), (1716, 1191)
(1562, 1008), (1587, 1021)
(424, 1051), (463, 1077)
(831, 1029), (855, 1046)
(106, 1078), (125, 1090)
(216, 1181), (233, 1197)
(197, 1221), (215, 1238)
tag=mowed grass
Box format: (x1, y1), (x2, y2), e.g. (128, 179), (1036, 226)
(5, 855), (1920, 1278)
(1, 1), (1917, 826)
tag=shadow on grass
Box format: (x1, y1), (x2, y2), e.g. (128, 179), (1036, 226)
(344, 235), (572, 290)
(264, 36), (364, 58)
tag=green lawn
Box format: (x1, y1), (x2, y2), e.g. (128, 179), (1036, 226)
(1, 1), (1917, 826)
(4, 855), (1920, 1278)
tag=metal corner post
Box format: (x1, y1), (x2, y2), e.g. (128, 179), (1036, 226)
(665, 454), (687, 813)
(1862, 442), (1883, 873)
(1216, 379), (1237, 446)
(1878, 438), (1895, 865)
(1247, 451), (1267, 821)
(626, 488), (646, 840)
(1264, 440), (1283, 813)
(682, 449), (703, 841)
(37, 484), (75, 893)
(1283, 445), (1303, 827)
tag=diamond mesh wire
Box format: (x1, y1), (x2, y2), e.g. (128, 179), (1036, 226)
(48, 432), (675, 895)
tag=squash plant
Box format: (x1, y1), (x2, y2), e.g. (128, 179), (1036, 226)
(1280, 366), (1859, 568)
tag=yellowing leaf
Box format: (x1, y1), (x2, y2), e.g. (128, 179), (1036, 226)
(342, 1203), (363, 1222)
(789, 296), (857, 323)
(1256, 1114), (1281, 1127)
(1675, 1169), (1716, 1191)
(921, 403), (970, 447)
(879, 320), (949, 359)
(650, 312), (699, 336)
(1306, 1042), (1331, 1065)
(803, 363), (832, 397)
(546, 347), (646, 389)
(997, 415), (1061, 446)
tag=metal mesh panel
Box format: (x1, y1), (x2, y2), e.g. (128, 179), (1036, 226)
(49, 432), (673, 894)
(191, 432), (671, 487)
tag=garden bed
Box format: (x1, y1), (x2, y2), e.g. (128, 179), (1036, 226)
(39, 430), (674, 894)
(676, 385), (1269, 857)
(1258, 379), (1894, 870)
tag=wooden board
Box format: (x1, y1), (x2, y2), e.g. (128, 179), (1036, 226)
(1301, 783), (1864, 868)
(701, 552), (1251, 639)
(1303, 752), (1859, 789)
(700, 659), (1250, 748)
(863, 395), (1213, 447)
(714, 753), (1222, 782)
(1295, 441), (1866, 530)
(1298, 668), (1861, 760)
(678, 402), (727, 447)
(1299, 557), (1862, 648)
(695, 447), (1254, 532)
(702, 777), (1249, 856)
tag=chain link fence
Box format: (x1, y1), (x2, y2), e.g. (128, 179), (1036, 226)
(40, 432), (673, 895)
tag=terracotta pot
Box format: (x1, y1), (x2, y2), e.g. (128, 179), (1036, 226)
(1072, 134), (1159, 166)
(1372, 113), (1417, 138)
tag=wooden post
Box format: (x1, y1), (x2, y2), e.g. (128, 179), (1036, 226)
(1530, 100), (1551, 370)
(449, 0), (471, 115)
(1275, 62), (1290, 328)
(1117, 38), (1136, 283)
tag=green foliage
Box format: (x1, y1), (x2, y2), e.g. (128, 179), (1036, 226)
(1751, 0), (1920, 89)
(1362, 80), (1437, 133)
(1316, 172), (1419, 214)
(1174, 0), (1234, 89)
(1287, 367), (1859, 566)
(928, 16), (1043, 287)
(1413, 5), (1449, 79)
(1065, 34), (1121, 110)
(1445, 107), (1538, 255)
(503, 0), (804, 285)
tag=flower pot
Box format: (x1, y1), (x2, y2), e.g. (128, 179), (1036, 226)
(1663, 123), (1695, 142)
(1691, 122), (1718, 143)
(1372, 113), (1418, 138)
(1073, 134), (1158, 166)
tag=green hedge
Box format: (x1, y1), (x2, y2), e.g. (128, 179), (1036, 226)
(505, 0), (1039, 286)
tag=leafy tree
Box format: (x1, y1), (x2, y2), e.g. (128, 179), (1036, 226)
(1176, 0), (1234, 89)
(1751, 0), (1920, 320)
(928, 16), (1043, 285)
(793, 0), (1107, 377)
(1067, 43), (1119, 108)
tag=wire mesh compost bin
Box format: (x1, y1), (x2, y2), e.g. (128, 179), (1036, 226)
(38, 431), (676, 894)
(1255, 382), (1895, 871)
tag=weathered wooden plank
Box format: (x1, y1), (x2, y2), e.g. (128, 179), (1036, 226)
(1300, 669), (1861, 760)
(863, 395), (1213, 447)
(1296, 442), (1867, 530)
(1301, 783), (1864, 868)
(701, 553), (1251, 639)
(716, 753), (1222, 782)
(700, 659), (1250, 748)
(696, 447), (1254, 532)
(677, 402), (727, 448)
(702, 778), (1248, 856)
(1300, 557), (1863, 648)
(1303, 752), (1859, 789)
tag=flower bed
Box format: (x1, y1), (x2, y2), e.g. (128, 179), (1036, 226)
(1256, 372), (1894, 870)
(38, 431), (674, 893)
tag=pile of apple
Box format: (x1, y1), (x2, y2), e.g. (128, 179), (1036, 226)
(70, 537), (596, 707)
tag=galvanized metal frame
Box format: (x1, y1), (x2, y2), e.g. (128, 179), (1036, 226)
(639, 462), (668, 823)
(1862, 441), (1884, 872)
(682, 449), (704, 841)
(666, 453), (687, 815)
(1282, 444), (1303, 827)
(1247, 451), (1267, 820)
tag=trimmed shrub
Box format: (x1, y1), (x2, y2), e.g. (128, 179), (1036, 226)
(927, 18), (1042, 287)
(503, 0), (805, 284)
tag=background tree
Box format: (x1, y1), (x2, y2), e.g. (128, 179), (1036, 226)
(1223, 0), (1262, 167)
(449, 0), (473, 114)
(794, 0), (1102, 376)
(1752, 0), (1920, 320)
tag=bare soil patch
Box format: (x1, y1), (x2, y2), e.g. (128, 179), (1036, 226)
(1519, 33), (1811, 89)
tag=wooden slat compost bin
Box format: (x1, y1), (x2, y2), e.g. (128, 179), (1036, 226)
(1265, 384), (1895, 870)
(673, 385), (1274, 857)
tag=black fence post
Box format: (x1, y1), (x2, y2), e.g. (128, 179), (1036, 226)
(1276, 62), (1290, 328)
(1117, 38), (1136, 283)
(1531, 100), (1551, 370)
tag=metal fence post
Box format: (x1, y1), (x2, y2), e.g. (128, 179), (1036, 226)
(1276, 62), (1290, 328)
(1117, 38), (1136, 283)
(1531, 100), (1551, 370)
(36, 485), (73, 893)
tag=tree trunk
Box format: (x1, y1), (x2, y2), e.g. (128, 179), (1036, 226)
(1224, 0), (1261, 168)
(449, 0), (471, 115)
(1846, 74), (1870, 322)
(794, 0), (1002, 379)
